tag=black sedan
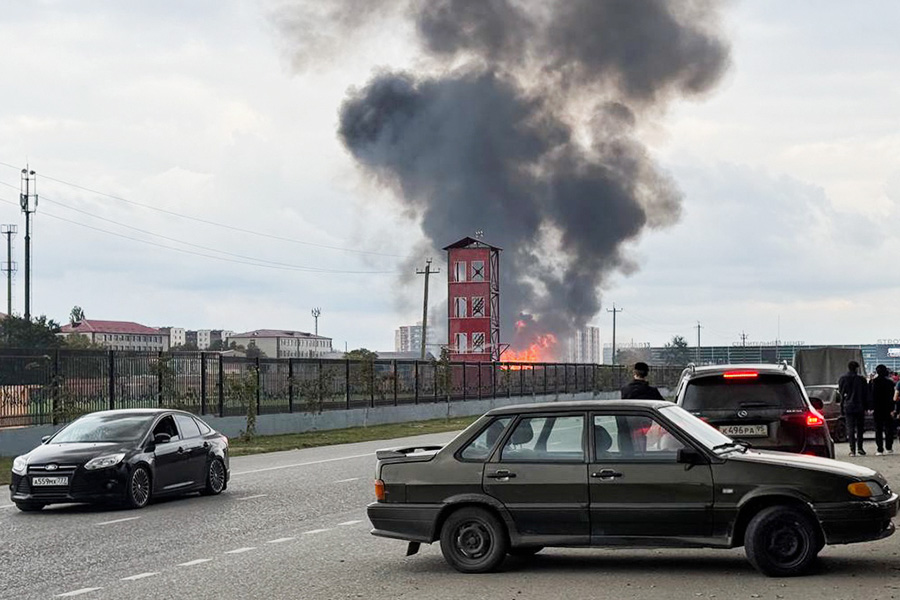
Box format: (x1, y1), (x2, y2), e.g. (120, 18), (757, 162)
(9, 409), (229, 511)
(368, 400), (898, 577)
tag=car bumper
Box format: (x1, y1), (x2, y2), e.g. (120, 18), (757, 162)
(9, 466), (129, 505)
(367, 502), (441, 543)
(816, 493), (899, 545)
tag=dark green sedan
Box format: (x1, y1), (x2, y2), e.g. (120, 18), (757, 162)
(367, 400), (897, 577)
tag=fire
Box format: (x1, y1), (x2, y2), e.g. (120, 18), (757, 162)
(504, 333), (557, 366)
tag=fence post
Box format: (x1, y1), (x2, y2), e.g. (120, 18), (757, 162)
(519, 365), (524, 396)
(255, 357), (262, 416)
(462, 362), (467, 401)
(218, 354), (225, 417)
(345, 359), (351, 409)
(543, 363), (548, 395)
(200, 352), (207, 415)
(392, 360), (398, 406)
(288, 358), (294, 413)
(108, 350), (116, 410)
(414, 361), (419, 405)
(50, 349), (60, 425)
(434, 362), (439, 403)
(491, 363), (497, 398)
(317, 359), (323, 408)
(369, 360), (375, 408)
(477, 363), (482, 400)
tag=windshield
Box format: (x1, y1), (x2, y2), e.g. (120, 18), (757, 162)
(681, 374), (806, 411)
(51, 413), (154, 443)
(659, 405), (733, 451)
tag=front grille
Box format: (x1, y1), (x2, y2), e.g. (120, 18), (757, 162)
(27, 464), (78, 475)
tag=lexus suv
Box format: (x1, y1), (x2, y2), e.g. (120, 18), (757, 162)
(674, 364), (834, 458)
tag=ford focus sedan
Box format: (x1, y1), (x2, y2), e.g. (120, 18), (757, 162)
(10, 409), (229, 511)
(368, 400), (897, 577)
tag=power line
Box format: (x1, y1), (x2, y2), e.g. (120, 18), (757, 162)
(0, 161), (408, 259)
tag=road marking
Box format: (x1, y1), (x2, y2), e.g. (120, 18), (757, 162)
(266, 537), (296, 544)
(332, 477), (359, 483)
(0, 504), (15, 509)
(96, 516), (141, 526)
(338, 520), (363, 526)
(120, 573), (159, 581)
(237, 494), (268, 501)
(303, 528), (331, 535)
(232, 453), (374, 476)
(224, 547), (256, 554)
(178, 559), (212, 567)
(56, 588), (102, 597)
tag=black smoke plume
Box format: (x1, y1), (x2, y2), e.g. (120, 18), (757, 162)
(282, 0), (730, 356)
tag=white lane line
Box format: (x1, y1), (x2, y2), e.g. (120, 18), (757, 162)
(332, 477), (359, 483)
(178, 559), (212, 567)
(96, 516), (141, 526)
(232, 452), (374, 476)
(303, 528), (331, 535)
(56, 588), (103, 597)
(224, 547), (256, 554)
(120, 573), (159, 582)
(237, 494), (268, 501)
(338, 520), (363, 526)
(266, 537), (296, 544)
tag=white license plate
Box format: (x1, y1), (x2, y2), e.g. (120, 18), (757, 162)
(32, 476), (68, 486)
(720, 424), (768, 437)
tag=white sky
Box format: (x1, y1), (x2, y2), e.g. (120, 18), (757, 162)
(0, 1), (898, 352)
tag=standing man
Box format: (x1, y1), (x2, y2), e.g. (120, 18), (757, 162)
(869, 364), (895, 455)
(839, 360), (870, 457)
(621, 362), (665, 400)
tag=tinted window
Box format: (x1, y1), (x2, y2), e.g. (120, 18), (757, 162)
(52, 414), (153, 443)
(152, 415), (180, 442)
(501, 415), (584, 462)
(682, 374), (806, 411)
(194, 417), (213, 435)
(594, 414), (685, 462)
(175, 414), (202, 438)
(459, 417), (511, 461)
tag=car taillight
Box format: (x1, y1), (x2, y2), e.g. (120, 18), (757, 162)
(374, 479), (385, 501)
(806, 410), (825, 427)
(723, 371), (759, 380)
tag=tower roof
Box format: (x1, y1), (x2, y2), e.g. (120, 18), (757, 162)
(442, 236), (502, 251)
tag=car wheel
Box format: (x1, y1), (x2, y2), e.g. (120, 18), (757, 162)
(440, 507), (508, 573)
(508, 546), (543, 558)
(15, 502), (45, 512)
(201, 458), (226, 496)
(745, 506), (820, 577)
(125, 465), (152, 509)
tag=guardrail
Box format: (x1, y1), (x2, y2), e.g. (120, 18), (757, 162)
(0, 349), (685, 427)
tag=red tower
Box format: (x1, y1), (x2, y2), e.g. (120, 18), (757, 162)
(444, 236), (501, 362)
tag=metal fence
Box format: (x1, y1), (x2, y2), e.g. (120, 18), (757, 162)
(0, 349), (685, 428)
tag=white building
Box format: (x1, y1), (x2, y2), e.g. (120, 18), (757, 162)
(567, 326), (602, 364)
(59, 319), (170, 351)
(160, 327), (186, 347)
(395, 322), (437, 354)
(228, 329), (333, 358)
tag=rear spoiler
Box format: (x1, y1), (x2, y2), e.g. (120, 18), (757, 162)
(375, 445), (444, 460)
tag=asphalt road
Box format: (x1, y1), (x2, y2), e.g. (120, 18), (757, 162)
(2, 434), (900, 600)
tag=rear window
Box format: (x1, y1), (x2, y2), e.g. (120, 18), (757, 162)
(682, 374), (806, 411)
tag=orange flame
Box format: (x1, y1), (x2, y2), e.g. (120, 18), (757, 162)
(503, 333), (557, 367)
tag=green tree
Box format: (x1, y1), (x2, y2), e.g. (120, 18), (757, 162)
(0, 315), (63, 348)
(208, 339), (225, 351)
(663, 335), (691, 366)
(171, 341), (200, 352)
(345, 348), (378, 400)
(69, 306), (85, 325)
(62, 333), (105, 350)
(245, 341), (266, 359)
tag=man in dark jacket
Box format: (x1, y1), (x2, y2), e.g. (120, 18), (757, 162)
(839, 360), (871, 457)
(869, 364), (895, 455)
(621, 362), (665, 400)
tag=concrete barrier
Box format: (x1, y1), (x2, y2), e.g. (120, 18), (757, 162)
(0, 389), (668, 456)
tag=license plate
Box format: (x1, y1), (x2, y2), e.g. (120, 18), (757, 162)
(32, 476), (68, 487)
(720, 424), (768, 437)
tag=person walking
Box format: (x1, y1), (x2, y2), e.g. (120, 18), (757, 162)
(621, 362), (665, 400)
(839, 360), (870, 457)
(869, 364), (895, 455)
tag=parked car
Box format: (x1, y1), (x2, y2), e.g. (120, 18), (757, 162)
(673, 364), (834, 458)
(805, 384), (876, 443)
(9, 409), (229, 511)
(367, 400), (896, 577)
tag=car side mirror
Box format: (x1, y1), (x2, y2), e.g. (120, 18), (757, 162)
(154, 433), (171, 445)
(810, 398), (824, 411)
(677, 447), (707, 465)
(41, 435), (51, 444)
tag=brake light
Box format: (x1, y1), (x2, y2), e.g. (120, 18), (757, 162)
(806, 410), (825, 427)
(723, 371), (759, 380)
(374, 479), (385, 501)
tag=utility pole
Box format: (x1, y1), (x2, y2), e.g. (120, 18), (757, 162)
(416, 259), (439, 360)
(311, 307), (321, 336)
(740, 331), (748, 347)
(696, 321), (703, 364)
(607, 303), (623, 365)
(1, 225), (16, 317)
(19, 167), (37, 321)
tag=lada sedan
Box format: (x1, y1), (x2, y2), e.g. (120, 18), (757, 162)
(10, 409), (229, 511)
(367, 400), (897, 577)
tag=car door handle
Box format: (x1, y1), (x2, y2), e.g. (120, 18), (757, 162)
(177, 446), (185, 454)
(591, 469), (623, 479)
(203, 441), (210, 449)
(486, 470), (516, 479)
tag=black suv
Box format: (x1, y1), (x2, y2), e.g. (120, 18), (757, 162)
(674, 364), (834, 458)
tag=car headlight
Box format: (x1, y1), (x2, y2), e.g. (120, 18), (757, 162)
(12, 456), (28, 475)
(848, 481), (885, 498)
(84, 453), (127, 471)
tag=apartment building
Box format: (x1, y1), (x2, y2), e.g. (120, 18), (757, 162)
(228, 329), (333, 358)
(59, 319), (169, 351)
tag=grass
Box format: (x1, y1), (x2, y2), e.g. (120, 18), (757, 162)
(0, 416), (480, 486)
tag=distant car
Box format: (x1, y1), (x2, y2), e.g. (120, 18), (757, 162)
(367, 400), (896, 577)
(674, 364), (834, 458)
(805, 384), (875, 443)
(9, 409), (229, 511)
